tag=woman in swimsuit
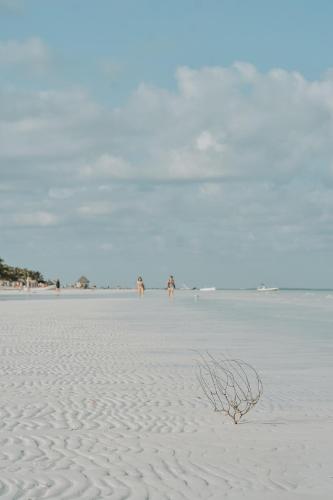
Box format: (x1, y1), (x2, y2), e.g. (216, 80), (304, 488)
(136, 276), (145, 296)
(167, 275), (176, 298)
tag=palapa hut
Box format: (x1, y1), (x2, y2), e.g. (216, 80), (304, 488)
(75, 276), (90, 289)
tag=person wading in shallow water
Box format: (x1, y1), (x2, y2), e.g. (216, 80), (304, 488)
(136, 276), (145, 296)
(167, 275), (176, 298)
(56, 279), (60, 292)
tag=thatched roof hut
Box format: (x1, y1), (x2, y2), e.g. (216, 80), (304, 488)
(76, 276), (90, 289)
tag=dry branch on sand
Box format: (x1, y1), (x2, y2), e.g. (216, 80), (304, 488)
(196, 352), (263, 424)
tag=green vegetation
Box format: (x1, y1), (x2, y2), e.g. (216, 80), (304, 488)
(0, 257), (45, 283)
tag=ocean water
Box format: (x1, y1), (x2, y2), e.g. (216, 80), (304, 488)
(1, 288), (332, 346)
(1, 287), (333, 314)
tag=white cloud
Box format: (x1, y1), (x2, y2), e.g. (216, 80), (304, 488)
(2, 62), (333, 285)
(84, 63), (332, 183)
(3, 62), (333, 184)
(48, 188), (77, 200)
(78, 201), (113, 216)
(0, 88), (100, 161)
(80, 154), (134, 180)
(99, 243), (113, 252)
(12, 211), (59, 227)
(0, 37), (50, 69)
(196, 131), (224, 152)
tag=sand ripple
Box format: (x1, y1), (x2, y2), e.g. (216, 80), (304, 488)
(0, 294), (332, 499)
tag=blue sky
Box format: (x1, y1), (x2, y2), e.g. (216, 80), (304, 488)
(1, 0), (333, 287)
(2, 1), (333, 95)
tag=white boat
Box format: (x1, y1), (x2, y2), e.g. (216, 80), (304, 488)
(199, 287), (216, 291)
(257, 284), (279, 292)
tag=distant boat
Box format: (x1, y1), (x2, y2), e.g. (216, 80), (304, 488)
(257, 284), (279, 292)
(199, 287), (216, 291)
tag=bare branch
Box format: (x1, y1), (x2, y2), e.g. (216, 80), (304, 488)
(196, 353), (263, 424)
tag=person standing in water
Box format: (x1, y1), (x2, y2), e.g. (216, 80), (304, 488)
(136, 276), (145, 296)
(167, 275), (176, 298)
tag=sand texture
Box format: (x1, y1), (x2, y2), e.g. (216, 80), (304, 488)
(0, 290), (332, 499)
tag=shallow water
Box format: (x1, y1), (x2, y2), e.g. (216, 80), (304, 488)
(1, 289), (333, 343)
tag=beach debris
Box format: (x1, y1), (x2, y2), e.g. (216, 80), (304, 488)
(196, 352), (263, 424)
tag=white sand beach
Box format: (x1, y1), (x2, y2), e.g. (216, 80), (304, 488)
(0, 290), (332, 499)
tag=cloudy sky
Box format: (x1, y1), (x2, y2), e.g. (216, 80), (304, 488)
(1, 0), (333, 288)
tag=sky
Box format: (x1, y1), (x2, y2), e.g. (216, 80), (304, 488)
(1, 0), (333, 288)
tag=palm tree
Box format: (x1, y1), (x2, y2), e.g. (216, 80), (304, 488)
(0, 258), (45, 284)
(0, 258), (4, 277)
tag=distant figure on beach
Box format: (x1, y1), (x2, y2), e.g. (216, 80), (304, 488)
(136, 276), (145, 296)
(56, 279), (60, 291)
(167, 275), (176, 298)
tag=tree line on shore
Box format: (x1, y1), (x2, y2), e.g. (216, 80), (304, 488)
(0, 257), (45, 283)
